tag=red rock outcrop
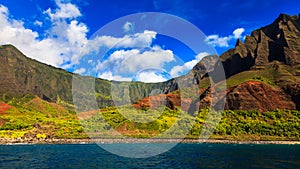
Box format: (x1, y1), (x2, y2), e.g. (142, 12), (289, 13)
(133, 81), (297, 112)
(0, 102), (12, 114)
(224, 81), (296, 112)
(132, 93), (193, 112)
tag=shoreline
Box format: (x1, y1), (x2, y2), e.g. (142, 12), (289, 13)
(1, 138), (300, 145)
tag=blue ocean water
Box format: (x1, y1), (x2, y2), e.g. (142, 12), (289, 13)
(0, 143), (300, 169)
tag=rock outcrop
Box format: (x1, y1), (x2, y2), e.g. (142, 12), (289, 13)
(132, 81), (296, 112)
(0, 102), (11, 114)
(132, 93), (193, 112)
(212, 14), (300, 111)
(221, 14), (300, 77)
(225, 81), (296, 112)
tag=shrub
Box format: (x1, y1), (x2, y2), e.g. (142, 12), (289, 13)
(36, 133), (47, 139)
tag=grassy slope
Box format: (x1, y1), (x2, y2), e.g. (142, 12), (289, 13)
(0, 96), (300, 141)
(0, 95), (87, 139)
(226, 62), (300, 88)
(198, 61), (300, 91)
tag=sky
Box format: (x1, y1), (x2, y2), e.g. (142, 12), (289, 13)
(0, 0), (299, 82)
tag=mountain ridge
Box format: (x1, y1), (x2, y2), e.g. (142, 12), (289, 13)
(218, 13), (300, 110)
(0, 44), (167, 108)
(220, 13), (300, 77)
(134, 13), (300, 112)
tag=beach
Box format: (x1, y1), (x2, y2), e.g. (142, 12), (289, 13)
(1, 138), (300, 145)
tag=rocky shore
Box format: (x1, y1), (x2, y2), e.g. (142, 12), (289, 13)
(1, 138), (300, 145)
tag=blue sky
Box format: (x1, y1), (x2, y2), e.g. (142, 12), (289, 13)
(0, 0), (299, 82)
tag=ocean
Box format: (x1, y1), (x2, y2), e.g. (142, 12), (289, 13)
(0, 143), (300, 168)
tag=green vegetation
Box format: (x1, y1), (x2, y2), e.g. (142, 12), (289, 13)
(81, 106), (193, 138)
(71, 108), (300, 140)
(0, 97), (87, 139)
(221, 62), (300, 89)
(214, 109), (300, 140)
(0, 45), (172, 110)
(36, 133), (47, 139)
(1, 96), (300, 141)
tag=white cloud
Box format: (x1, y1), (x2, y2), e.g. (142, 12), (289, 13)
(0, 4), (61, 66)
(74, 68), (86, 74)
(44, 0), (81, 21)
(205, 28), (245, 47)
(135, 71), (168, 83)
(0, 4), (8, 14)
(0, 2), (88, 68)
(170, 52), (209, 77)
(170, 60), (198, 77)
(67, 21), (88, 45)
(98, 71), (131, 81)
(95, 46), (174, 76)
(34, 20), (43, 27)
(43, 1), (88, 67)
(93, 45), (175, 82)
(205, 35), (231, 47)
(98, 30), (156, 48)
(80, 30), (157, 57)
(123, 21), (134, 33)
(116, 30), (156, 48)
(233, 28), (245, 39)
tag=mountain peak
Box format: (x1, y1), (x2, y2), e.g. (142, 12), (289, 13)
(235, 39), (243, 47)
(220, 13), (300, 77)
(277, 13), (300, 22)
(1, 44), (36, 63)
(278, 13), (293, 20)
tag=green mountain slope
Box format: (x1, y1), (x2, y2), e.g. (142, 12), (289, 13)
(0, 45), (168, 108)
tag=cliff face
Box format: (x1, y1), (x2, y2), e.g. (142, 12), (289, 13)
(0, 45), (73, 102)
(133, 14), (300, 112)
(220, 14), (300, 111)
(210, 14), (300, 111)
(132, 80), (297, 112)
(225, 81), (296, 112)
(0, 45), (166, 108)
(221, 14), (300, 77)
